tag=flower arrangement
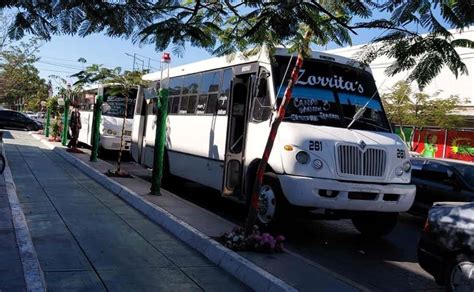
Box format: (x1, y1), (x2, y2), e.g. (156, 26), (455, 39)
(218, 225), (285, 253)
(50, 118), (61, 142)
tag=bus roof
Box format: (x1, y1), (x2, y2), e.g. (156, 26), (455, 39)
(143, 47), (369, 82)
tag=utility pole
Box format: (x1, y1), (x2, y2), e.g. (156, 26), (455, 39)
(150, 53), (171, 196)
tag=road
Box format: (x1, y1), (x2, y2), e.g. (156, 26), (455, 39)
(101, 151), (441, 291)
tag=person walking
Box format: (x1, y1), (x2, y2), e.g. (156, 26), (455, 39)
(67, 103), (82, 151)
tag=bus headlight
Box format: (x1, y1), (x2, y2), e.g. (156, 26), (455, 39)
(402, 161), (411, 172)
(105, 128), (117, 136)
(296, 151), (310, 164)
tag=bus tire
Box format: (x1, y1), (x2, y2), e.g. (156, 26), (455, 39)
(252, 172), (289, 229)
(351, 212), (398, 238)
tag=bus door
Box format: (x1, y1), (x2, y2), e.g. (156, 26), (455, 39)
(222, 64), (258, 199)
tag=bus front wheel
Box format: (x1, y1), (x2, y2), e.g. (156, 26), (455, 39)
(254, 173), (289, 228)
(351, 212), (398, 238)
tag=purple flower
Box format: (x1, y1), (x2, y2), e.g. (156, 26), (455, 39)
(276, 235), (285, 242)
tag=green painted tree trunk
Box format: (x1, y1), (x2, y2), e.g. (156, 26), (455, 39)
(61, 100), (70, 146)
(90, 94), (103, 162)
(45, 107), (51, 137)
(150, 88), (169, 196)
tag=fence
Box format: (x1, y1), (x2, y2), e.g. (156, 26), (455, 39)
(394, 127), (474, 162)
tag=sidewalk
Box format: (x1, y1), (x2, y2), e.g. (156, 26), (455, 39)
(30, 133), (366, 291)
(0, 149), (26, 291)
(4, 131), (249, 291)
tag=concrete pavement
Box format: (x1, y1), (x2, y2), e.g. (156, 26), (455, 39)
(4, 131), (249, 291)
(31, 133), (366, 291)
(0, 159), (26, 291)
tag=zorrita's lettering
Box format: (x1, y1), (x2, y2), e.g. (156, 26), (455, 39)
(297, 69), (364, 94)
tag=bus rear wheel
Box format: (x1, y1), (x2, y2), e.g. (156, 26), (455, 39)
(351, 212), (398, 238)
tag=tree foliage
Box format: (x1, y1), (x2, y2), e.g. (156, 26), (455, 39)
(382, 81), (465, 131)
(2, 1), (473, 90)
(0, 38), (49, 111)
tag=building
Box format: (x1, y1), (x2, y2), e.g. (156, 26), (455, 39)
(326, 26), (474, 126)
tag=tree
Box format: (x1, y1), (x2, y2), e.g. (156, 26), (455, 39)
(2, 1), (473, 88)
(0, 38), (49, 111)
(383, 80), (464, 147)
(73, 64), (146, 176)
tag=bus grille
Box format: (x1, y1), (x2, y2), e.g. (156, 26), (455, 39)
(337, 145), (386, 177)
(124, 130), (132, 136)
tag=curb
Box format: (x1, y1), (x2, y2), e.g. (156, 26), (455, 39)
(2, 143), (47, 291)
(32, 134), (297, 292)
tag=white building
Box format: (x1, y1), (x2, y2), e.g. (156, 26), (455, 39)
(326, 26), (474, 125)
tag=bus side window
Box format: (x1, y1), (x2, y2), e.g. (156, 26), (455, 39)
(179, 96), (189, 114)
(197, 94), (208, 114)
(170, 96), (180, 114)
(218, 68), (232, 115)
(169, 77), (182, 96)
(252, 74), (272, 122)
(187, 95), (198, 114)
(201, 70), (222, 115)
(206, 94), (218, 114)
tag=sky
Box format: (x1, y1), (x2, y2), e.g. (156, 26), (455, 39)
(35, 28), (388, 86)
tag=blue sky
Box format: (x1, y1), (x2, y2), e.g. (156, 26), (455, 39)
(36, 28), (387, 84)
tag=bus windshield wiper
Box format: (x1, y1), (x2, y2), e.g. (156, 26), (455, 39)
(346, 106), (367, 129)
(344, 116), (389, 132)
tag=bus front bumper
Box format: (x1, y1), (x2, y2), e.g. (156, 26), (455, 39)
(100, 136), (131, 151)
(278, 175), (416, 212)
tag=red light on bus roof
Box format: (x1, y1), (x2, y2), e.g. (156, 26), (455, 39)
(162, 52), (171, 63)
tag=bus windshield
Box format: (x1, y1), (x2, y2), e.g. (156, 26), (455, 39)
(103, 89), (137, 118)
(272, 56), (390, 132)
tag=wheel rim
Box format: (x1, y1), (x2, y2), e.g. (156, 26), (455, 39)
(257, 184), (276, 224)
(450, 261), (474, 292)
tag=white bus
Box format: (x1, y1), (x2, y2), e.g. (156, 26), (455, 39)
(131, 48), (416, 236)
(76, 85), (137, 151)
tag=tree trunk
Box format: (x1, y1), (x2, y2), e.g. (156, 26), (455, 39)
(116, 92), (128, 174)
(244, 30), (312, 236)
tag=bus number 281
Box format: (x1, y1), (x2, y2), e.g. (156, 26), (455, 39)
(309, 141), (322, 151)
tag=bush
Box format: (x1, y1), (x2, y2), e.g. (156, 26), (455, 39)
(218, 225), (285, 253)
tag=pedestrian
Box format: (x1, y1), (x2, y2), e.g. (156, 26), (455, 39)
(67, 103), (82, 150)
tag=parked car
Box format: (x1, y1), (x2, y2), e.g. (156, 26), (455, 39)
(418, 202), (474, 290)
(0, 110), (43, 131)
(410, 158), (474, 215)
(24, 111), (38, 119)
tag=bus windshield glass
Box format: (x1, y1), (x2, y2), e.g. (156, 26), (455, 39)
(103, 88), (137, 118)
(272, 56), (390, 132)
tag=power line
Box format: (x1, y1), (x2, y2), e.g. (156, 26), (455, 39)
(36, 61), (83, 70)
(36, 68), (76, 74)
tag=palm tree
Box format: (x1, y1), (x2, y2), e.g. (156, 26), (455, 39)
(73, 65), (146, 175)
